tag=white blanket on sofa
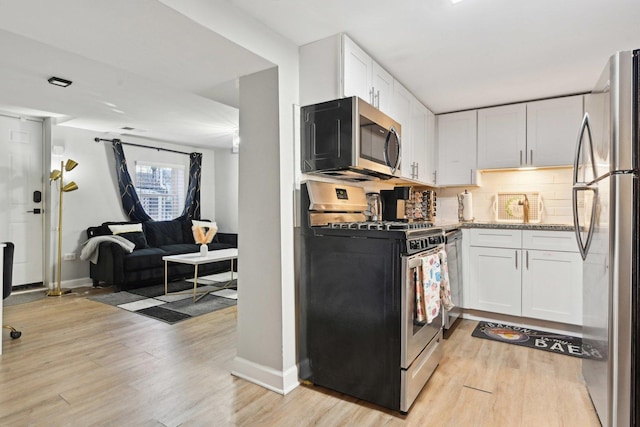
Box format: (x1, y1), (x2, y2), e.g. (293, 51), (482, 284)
(80, 235), (136, 264)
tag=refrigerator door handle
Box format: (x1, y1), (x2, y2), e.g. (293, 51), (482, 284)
(572, 184), (598, 260)
(573, 113), (597, 185)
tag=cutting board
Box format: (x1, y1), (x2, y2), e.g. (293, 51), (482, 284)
(494, 192), (543, 223)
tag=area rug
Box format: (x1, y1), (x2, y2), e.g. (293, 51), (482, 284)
(88, 279), (237, 324)
(471, 321), (602, 360)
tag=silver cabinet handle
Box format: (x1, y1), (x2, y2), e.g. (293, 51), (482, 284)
(433, 170), (437, 184)
(520, 150), (523, 166)
(515, 251), (518, 269)
(530, 149), (533, 165)
(415, 162), (419, 179)
(470, 169), (474, 184)
(369, 88), (374, 105)
(375, 90), (380, 109)
(526, 250), (529, 269)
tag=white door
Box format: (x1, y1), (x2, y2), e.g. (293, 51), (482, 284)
(0, 115), (44, 286)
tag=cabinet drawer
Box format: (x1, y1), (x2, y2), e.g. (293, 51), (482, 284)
(469, 229), (521, 248)
(522, 230), (577, 252)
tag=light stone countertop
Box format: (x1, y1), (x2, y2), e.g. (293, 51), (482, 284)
(433, 221), (575, 232)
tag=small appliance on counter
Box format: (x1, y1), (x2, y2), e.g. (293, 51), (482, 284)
(380, 186), (410, 221)
(457, 190), (474, 222)
(365, 192), (382, 221)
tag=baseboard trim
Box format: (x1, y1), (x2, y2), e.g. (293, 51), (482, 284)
(231, 356), (299, 395)
(52, 277), (93, 290)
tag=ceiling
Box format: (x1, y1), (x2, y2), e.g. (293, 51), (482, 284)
(232, 0), (640, 113)
(0, 0), (274, 148)
(0, 0), (639, 147)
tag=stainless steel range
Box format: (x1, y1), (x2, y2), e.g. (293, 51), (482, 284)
(298, 180), (444, 413)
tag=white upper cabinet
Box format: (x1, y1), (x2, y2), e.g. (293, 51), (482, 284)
(476, 95), (584, 169)
(342, 35), (373, 104)
(343, 36), (393, 112)
(410, 101), (436, 185)
(477, 104), (527, 169)
(526, 95), (584, 167)
(436, 110), (478, 186)
(299, 33), (398, 116)
(390, 81), (413, 180)
(371, 62), (393, 113)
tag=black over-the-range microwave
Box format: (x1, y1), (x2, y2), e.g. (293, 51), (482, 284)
(300, 96), (402, 180)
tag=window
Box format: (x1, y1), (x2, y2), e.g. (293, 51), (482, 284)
(134, 161), (186, 221)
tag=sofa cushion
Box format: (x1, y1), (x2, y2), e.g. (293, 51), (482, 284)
(143, 221), (184, 247)
(123, 247), (168, 272)
(107, 223), (149, 249)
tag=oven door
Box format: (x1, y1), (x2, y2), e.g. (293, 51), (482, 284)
(401, 246), (444, 369)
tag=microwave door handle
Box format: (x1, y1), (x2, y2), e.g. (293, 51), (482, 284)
(384, 126), (401, 173)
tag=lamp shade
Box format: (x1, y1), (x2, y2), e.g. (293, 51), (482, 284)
(50, 169), (62, 181)
(62, 181), (78, 192)
(64, 159), (78, 171)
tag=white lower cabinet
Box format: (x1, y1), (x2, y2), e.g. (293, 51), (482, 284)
(467, 229), (583, 325)
(521, 249), (582, 324)
(469, 246), (521, 316)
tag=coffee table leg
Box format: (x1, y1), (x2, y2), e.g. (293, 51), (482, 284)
(165, 260), (168, 296)
(193, 264), (199, 302)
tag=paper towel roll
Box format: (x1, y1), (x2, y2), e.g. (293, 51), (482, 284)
(461, 191), (474, 221)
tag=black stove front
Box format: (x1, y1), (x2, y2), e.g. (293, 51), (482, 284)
(299, 181), (443, 413)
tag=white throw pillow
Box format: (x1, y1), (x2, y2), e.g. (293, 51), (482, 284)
(108, 223), (143, 235)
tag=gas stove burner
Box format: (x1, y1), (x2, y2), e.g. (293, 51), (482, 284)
(326, 221), (434, 231)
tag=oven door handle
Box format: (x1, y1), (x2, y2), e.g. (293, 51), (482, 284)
(406, 246), (444, 269)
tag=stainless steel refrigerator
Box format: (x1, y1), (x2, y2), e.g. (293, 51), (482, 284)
(572, 49), (639, 427)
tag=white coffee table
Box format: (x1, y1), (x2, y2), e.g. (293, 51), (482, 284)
(163, 248), (238, 302)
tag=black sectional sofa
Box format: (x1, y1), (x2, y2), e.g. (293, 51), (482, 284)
(86, 219), (237, 291)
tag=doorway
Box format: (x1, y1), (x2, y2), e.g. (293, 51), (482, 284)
(0, 114), (44, 286)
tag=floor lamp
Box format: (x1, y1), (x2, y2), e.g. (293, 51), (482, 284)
(48, 159), (78, 297)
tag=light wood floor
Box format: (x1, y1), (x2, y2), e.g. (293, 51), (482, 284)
(1, 287), (600, 426)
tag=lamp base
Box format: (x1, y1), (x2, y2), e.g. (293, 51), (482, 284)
(47, 288), (72, 297)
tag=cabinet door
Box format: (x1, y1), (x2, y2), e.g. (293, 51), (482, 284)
(522, 250), (582, 324)
(526, 95), (583, 167)
(468, 246), (521, 316)
(410, 101), (435, 185)
(342, 35), (372, 104)
(390, 81), (413, 180)
(372, 62), (393, 113)
(436, 110), (478, 186)
(424, 108), (436, 186)
(477, 104), (527, 169)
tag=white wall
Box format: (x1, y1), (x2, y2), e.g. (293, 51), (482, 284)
(214, 147), (239, 233)
(49, 125), (220, 284)
(159, 0), (300, 394)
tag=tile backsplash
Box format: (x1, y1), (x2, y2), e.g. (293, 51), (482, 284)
(436, 167), (574, 224)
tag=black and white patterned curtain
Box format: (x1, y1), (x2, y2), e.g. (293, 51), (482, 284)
(175, 152), (202, 221)
(112, 140), (202, 222)
(112, 140), (153, 222)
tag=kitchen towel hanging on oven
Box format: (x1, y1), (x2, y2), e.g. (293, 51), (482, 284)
(438, 249), (454, 311)
(421, 254), (442, 324)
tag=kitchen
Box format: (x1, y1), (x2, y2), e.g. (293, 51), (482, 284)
(297, 33), (638, 426)
(0, 1), (637, 419)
